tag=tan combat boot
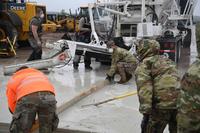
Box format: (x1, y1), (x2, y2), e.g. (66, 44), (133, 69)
(117, 67), (127, 84)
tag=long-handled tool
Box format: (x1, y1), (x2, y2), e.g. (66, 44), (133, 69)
(82, 90), (137, 107)
(7, 36), (17, 56)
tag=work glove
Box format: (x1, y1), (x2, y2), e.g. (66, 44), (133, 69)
(105, 74), (114, 83)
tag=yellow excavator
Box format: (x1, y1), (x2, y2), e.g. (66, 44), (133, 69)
(0, 0), (57, 57)
(47, 12), (80, 32)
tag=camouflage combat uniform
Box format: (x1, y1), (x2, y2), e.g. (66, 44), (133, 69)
(107, 47), (137, 83)
(135, 39), (180, 133)
(196, 22), (200, 57)
(10, 92), (59, 133)
(73, 17), (92, 70)
(27, 16), (43, 61)
(177, 23), (200, 133)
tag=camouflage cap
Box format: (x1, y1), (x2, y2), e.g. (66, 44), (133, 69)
(136, 39), (160, 60)
(106, 40), (115, 48)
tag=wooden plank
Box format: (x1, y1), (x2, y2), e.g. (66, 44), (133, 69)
(31, 80), (109, 132)
(57, 80), (109, 114)
(0, 123), (93, 133)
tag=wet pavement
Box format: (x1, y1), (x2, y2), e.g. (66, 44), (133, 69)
(0, 32), (198, 132)
(58, 78), (140, 133)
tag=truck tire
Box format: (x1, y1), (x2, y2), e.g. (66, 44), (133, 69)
(0, 20), (18, 56)
(0, 20), (18, 41)
(183, 29), (191, 48)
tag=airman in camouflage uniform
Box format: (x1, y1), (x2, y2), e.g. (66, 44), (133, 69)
(177, 22), (200, 133)
(135, 39), (180, 133)
(106, 40), (137, 84)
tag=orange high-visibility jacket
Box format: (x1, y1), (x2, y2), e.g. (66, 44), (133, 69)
(6, 68), (55, 113)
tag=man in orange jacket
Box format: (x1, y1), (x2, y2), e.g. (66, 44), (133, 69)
(6, 66), (59, 133)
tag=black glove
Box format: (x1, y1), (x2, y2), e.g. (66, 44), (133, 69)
(105, 75), (114, 82)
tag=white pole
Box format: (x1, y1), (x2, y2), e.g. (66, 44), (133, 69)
(88, 3), (100, 43)
(116, 14), (121, 37)
(141, 0), (146, 22)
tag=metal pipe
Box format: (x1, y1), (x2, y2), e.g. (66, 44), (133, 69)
(141, 0), (146, 22)
(183, 0), (190, 15)
(124, 1), (131, 17)
(98, 1), (131, 16)
(46, 39), (109, 56)
(3, 51), (69, 75)
(96, 1), (130, 6)
(88, 3), (100, 44)
(103, 7), (128, 16)
(66, 40), (108, 53)
(4, 59), (58, 75)
(116, 14), (121, 37)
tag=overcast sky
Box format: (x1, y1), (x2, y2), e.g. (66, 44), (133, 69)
(35, 0), (199, 15)
(35, 0), (95, 12)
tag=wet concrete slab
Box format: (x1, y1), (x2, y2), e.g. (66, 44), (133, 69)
(58, 79), (141, 133)
(49, 62), (107, 108)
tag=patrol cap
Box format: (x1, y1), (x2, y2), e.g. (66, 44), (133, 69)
(106, 40), (115, 48)
(136, 39), (160, 59)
